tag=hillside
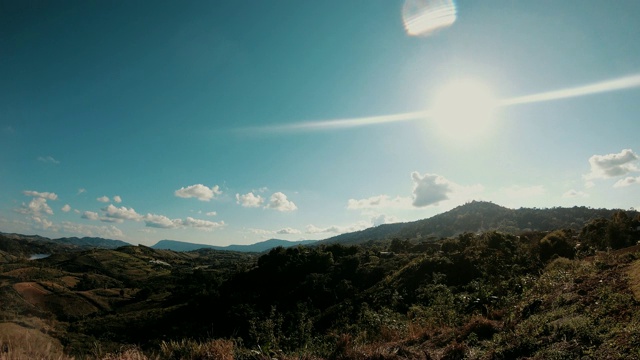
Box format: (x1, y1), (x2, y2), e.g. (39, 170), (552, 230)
(1, 206), (639, 359)
(322, 201), (638, 245)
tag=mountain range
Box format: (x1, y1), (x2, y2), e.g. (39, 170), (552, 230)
(2, 201), (637, 253)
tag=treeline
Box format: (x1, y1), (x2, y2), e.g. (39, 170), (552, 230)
(76, 211), (635, 355)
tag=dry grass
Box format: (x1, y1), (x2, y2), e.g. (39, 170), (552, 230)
(626, 259), (640, 301)
(0, 322), (68, 360)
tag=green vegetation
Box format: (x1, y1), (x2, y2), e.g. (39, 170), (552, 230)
(1, 205), (640, 359)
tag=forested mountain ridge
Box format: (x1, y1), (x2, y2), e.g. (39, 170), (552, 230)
(322, 201), (638, 245)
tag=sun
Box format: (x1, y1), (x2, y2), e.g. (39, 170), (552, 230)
(430, 78), (498, 140)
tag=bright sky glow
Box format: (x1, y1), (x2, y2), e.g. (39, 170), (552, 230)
(2, 1), (640, 247)
(430, 79), (497, 139)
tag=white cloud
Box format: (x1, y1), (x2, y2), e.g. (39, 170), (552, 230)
(277, 227), (301, 235)
(266, 192), (297, 212)
(205, 211), (217, 216)
(97, 196), (110, 203)
(584, 181), (595, 189)
(142, 213), (224, 231)
(103, 204), (142, 221)
(305, 221), (370, 234)
(182, 217), (225, 231)
(411, 172), (453, 207)
(144, 214), (181, 229)
(60, 221), (124, 239)
(23, 190), (58, 200)
(73, 209), (81, 214)
(33, 216), (54, 230)
(37, 156), (60, 164)
(613, 176), (640, 188)
(503, 185), (546, 199)
(113, 195), (122, 203)
(585, 149), (638, 180)
(371, 214), (399, 226)
(562, 189), (589, 198)
(248, 228), (275, 235)
(347, 195), (411, 210)
(236, 192), (264, 208)
(82, 211), (99, 221)
(61, 204), (71, 212)
(77, 188), (86, 195)
(175, 184), (222, 201)
(17, 198), (54, 217)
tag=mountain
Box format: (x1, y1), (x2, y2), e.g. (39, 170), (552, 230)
(151, 238), (317, 252)
(320, 201), (638, 245)
(53, 236), (131, 249)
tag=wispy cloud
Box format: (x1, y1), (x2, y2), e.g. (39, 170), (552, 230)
(37, 156), (60, 164)
(562, 189), (589, 198)
(613, 176), (640, 188)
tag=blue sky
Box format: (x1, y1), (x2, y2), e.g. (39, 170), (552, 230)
(2, 0), (640, 246)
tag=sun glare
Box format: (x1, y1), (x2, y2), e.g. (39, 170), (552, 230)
(430, 79), (497, 139)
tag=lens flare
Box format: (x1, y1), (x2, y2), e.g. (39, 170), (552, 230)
(247, 73), (640, 133)
(402, 0), (457, 37)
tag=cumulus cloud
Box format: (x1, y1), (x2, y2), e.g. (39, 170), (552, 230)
(37, 156), (60, 164)
(371, 214), (399, 227)
(613, 176), (640, 188)
(17, 198), (54, 217)
(103, 204), (142, 222)
(175, 184), (222, 201)
(113, 195), (122, 203)
(411, 172), (453, 207)
(266, 192), (297, 212)
(562, 189), (589, 198)
(236, 192), (264, 207)
(23, 190), (58, 200)
(143, 213), (225, 231)
(97, 196), (110, 203)
(277, 227), (301, 235)
(182, 217), (225, 230)
(82, 211), (99, 221)
(585, 149), (638, 180)
(61, 204), (71, 212)
(144, 214), (180, 229)
(33, 216), (54, 230)
(503, 185), (546, 199)
(205, 211), (217, 216)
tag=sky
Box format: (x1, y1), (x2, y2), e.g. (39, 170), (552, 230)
(1, 0), (640, 246)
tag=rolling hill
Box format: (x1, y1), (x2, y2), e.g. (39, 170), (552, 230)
(151, 238), (317, 252)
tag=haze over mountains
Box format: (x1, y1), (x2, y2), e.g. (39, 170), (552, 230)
(3, 201), (636, 253)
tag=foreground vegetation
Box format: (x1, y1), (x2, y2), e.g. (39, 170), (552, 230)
(1, 207), (640, 359)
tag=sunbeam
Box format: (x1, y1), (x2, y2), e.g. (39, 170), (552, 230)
(251, 73), (640, 133)
(499, 74), (640, 107)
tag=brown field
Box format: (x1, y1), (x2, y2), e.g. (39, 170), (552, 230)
(12, 282), (50, 308)
(60, 275), (80, 288)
